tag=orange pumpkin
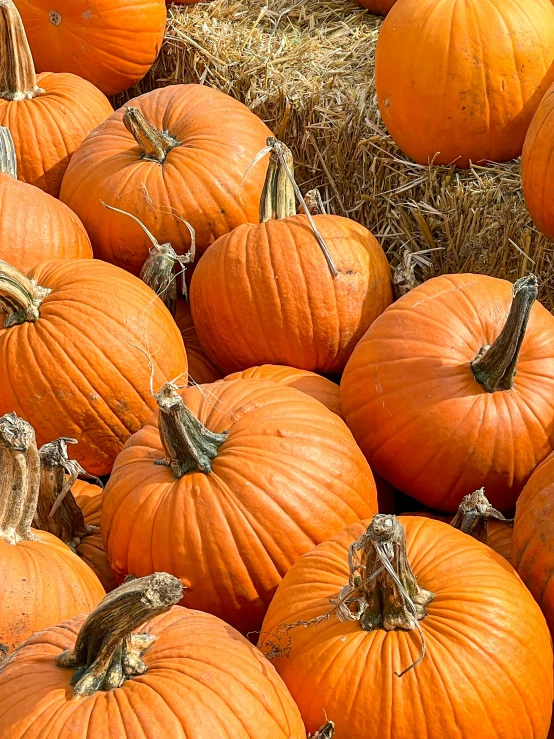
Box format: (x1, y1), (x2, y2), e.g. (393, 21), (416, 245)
(190, 140), (392, 375)
(260, 515), (553, 737)
(224, 364), (342, 418)
(522, 81), (554, 242)
(175, 299), (222, 386)
(375, 0), (554, 167)
(0, 573), (305, 737)
(341, 274), (554, 512)
(60, 85), (272, 276)
(0, 0), (113, 196)
(0, 259), (187, 476)
(513, 449), (554, 635)
(0, 413), (104, 652)
(102, 379), (377, 633)
(355, 0), (395, 13)
(0, 128), (92, 272)
(14, 0), (167, 96)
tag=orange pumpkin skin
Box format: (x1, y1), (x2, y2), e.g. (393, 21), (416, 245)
(72, 480), (118, 593)
(0, 72), (113, 197)
(175, 298), (222, 386)
(0, 259), (187, 476)
(0, 529), (105, 652)
(0, 174), (92, 272)
(355, 0), (395, 13)
(522, 82), (554, 241)
(224, 365), (342, 418)
(14, 0), (167, 96)
(102, 379), (377, 633)
(261, 517), (553, 738)
(375, 0), (554, 168)
(60, 85), (272, 276)
(0, 606), (305, 738)
(191, 215), (392, 375)
(513, 451), (554, 635)
(341, 274), (554, 512)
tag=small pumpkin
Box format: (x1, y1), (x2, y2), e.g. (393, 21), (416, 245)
(0, 573), (305, 737)
(355, 0), (395, 13)
(0, 258), (187, 475)
(0, 0), (113, 196)
(35, 438), (118, 592)
(102, 379), (377, 634)
(341, 274), (554, 512)
(224, 364), (342, 417)
(0, 128), (92, 272)
(375, 0), (554, 167)
(14, 0), (167, 96)
(60, 85), (273, 275)
(190, 139), (392, 375)
(0, 412), (105, 652)
(260, 514), (553, 737)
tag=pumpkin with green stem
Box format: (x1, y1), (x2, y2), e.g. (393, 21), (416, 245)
(341, 273), (554, 512)
(0, 573), (305, 737)
(0, 412), (104, 652)
(102, 378), (377, 634)
(260, 514), (552, 737)
(191, 138), (392, 375)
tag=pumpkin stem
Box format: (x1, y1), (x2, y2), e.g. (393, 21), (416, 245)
(123, 107), (181, 164)
(258, 138), (338, 277)
(302, 189), (327, 215)
(393, 251), (419, 300)
(0, 0), (44, 101)
(155, 383), (228, 478)
(34, 438), (100, 552)
(0, 412), (40, 545)
(0, 259), (51, 327)
(56, 573), (183, 696)
(450, 488), (513, 544)
(471, 275), (538, 392)
(0, 126), (17, 178)
(310, 721), (335, 738)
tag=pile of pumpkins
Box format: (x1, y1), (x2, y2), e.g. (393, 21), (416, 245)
(2, 1), (554, 738)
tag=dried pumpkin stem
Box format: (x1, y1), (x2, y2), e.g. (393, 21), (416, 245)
(0, 412), (40, 545)
(155, 383), (228, 478)
(310, 721), (335, 738)
(123, 107), (181, 164)
(56, 573), (183, 696)
(35, 438), (98, 551)
(302, 189), (327, 215)
(0, 0), (43, 100)
(0, 126), (16, 178)
(0, 259), (51, 327)
(471, 275), (538, 392)
(450, 488), (512, 544)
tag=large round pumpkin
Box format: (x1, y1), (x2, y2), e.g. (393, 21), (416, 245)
(102, 379), (377, 634)
(0, 412), (105, 652)
(341, 273), (554, 512)
(175, 299), (222, 386)
(0, 258), (187, 475)
(513, 449), (554, 636)
(375, 0), (554, 167)
(522, 81), (554, 242)
(190, 140), (392, 375)
(60, 85), (273, 276)
(14, 0), (167, 96)
(0, 0), (113, 196)
(0, 128), (92, 272)
(0, 573), (305, 738)
(261, 514), (553, 737)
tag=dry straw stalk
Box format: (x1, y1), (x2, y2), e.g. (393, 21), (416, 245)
(113, 0), (554, 309)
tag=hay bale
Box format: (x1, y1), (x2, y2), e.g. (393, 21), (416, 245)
(116, 0), (554, 308)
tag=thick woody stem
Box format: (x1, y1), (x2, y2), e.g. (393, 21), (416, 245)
(0, 260), (51, 327)
(35, 438), (97, 551)
(393, 251), (419, 300)
(450, 488), (512, 544)
(310, 722), (335, 738)
(471, 275), (538, 392)
(0, 126), (16, 178)
(56, 573), (183, 696)
(302, 189), (327, 215)
(123, 107), (181, 163)
(0, 412), (40, 544)
(155, 383), (228, 478)
(0, 0), (43, 100)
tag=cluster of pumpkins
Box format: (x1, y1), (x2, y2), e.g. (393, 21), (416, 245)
(1, 0), (554, 738)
